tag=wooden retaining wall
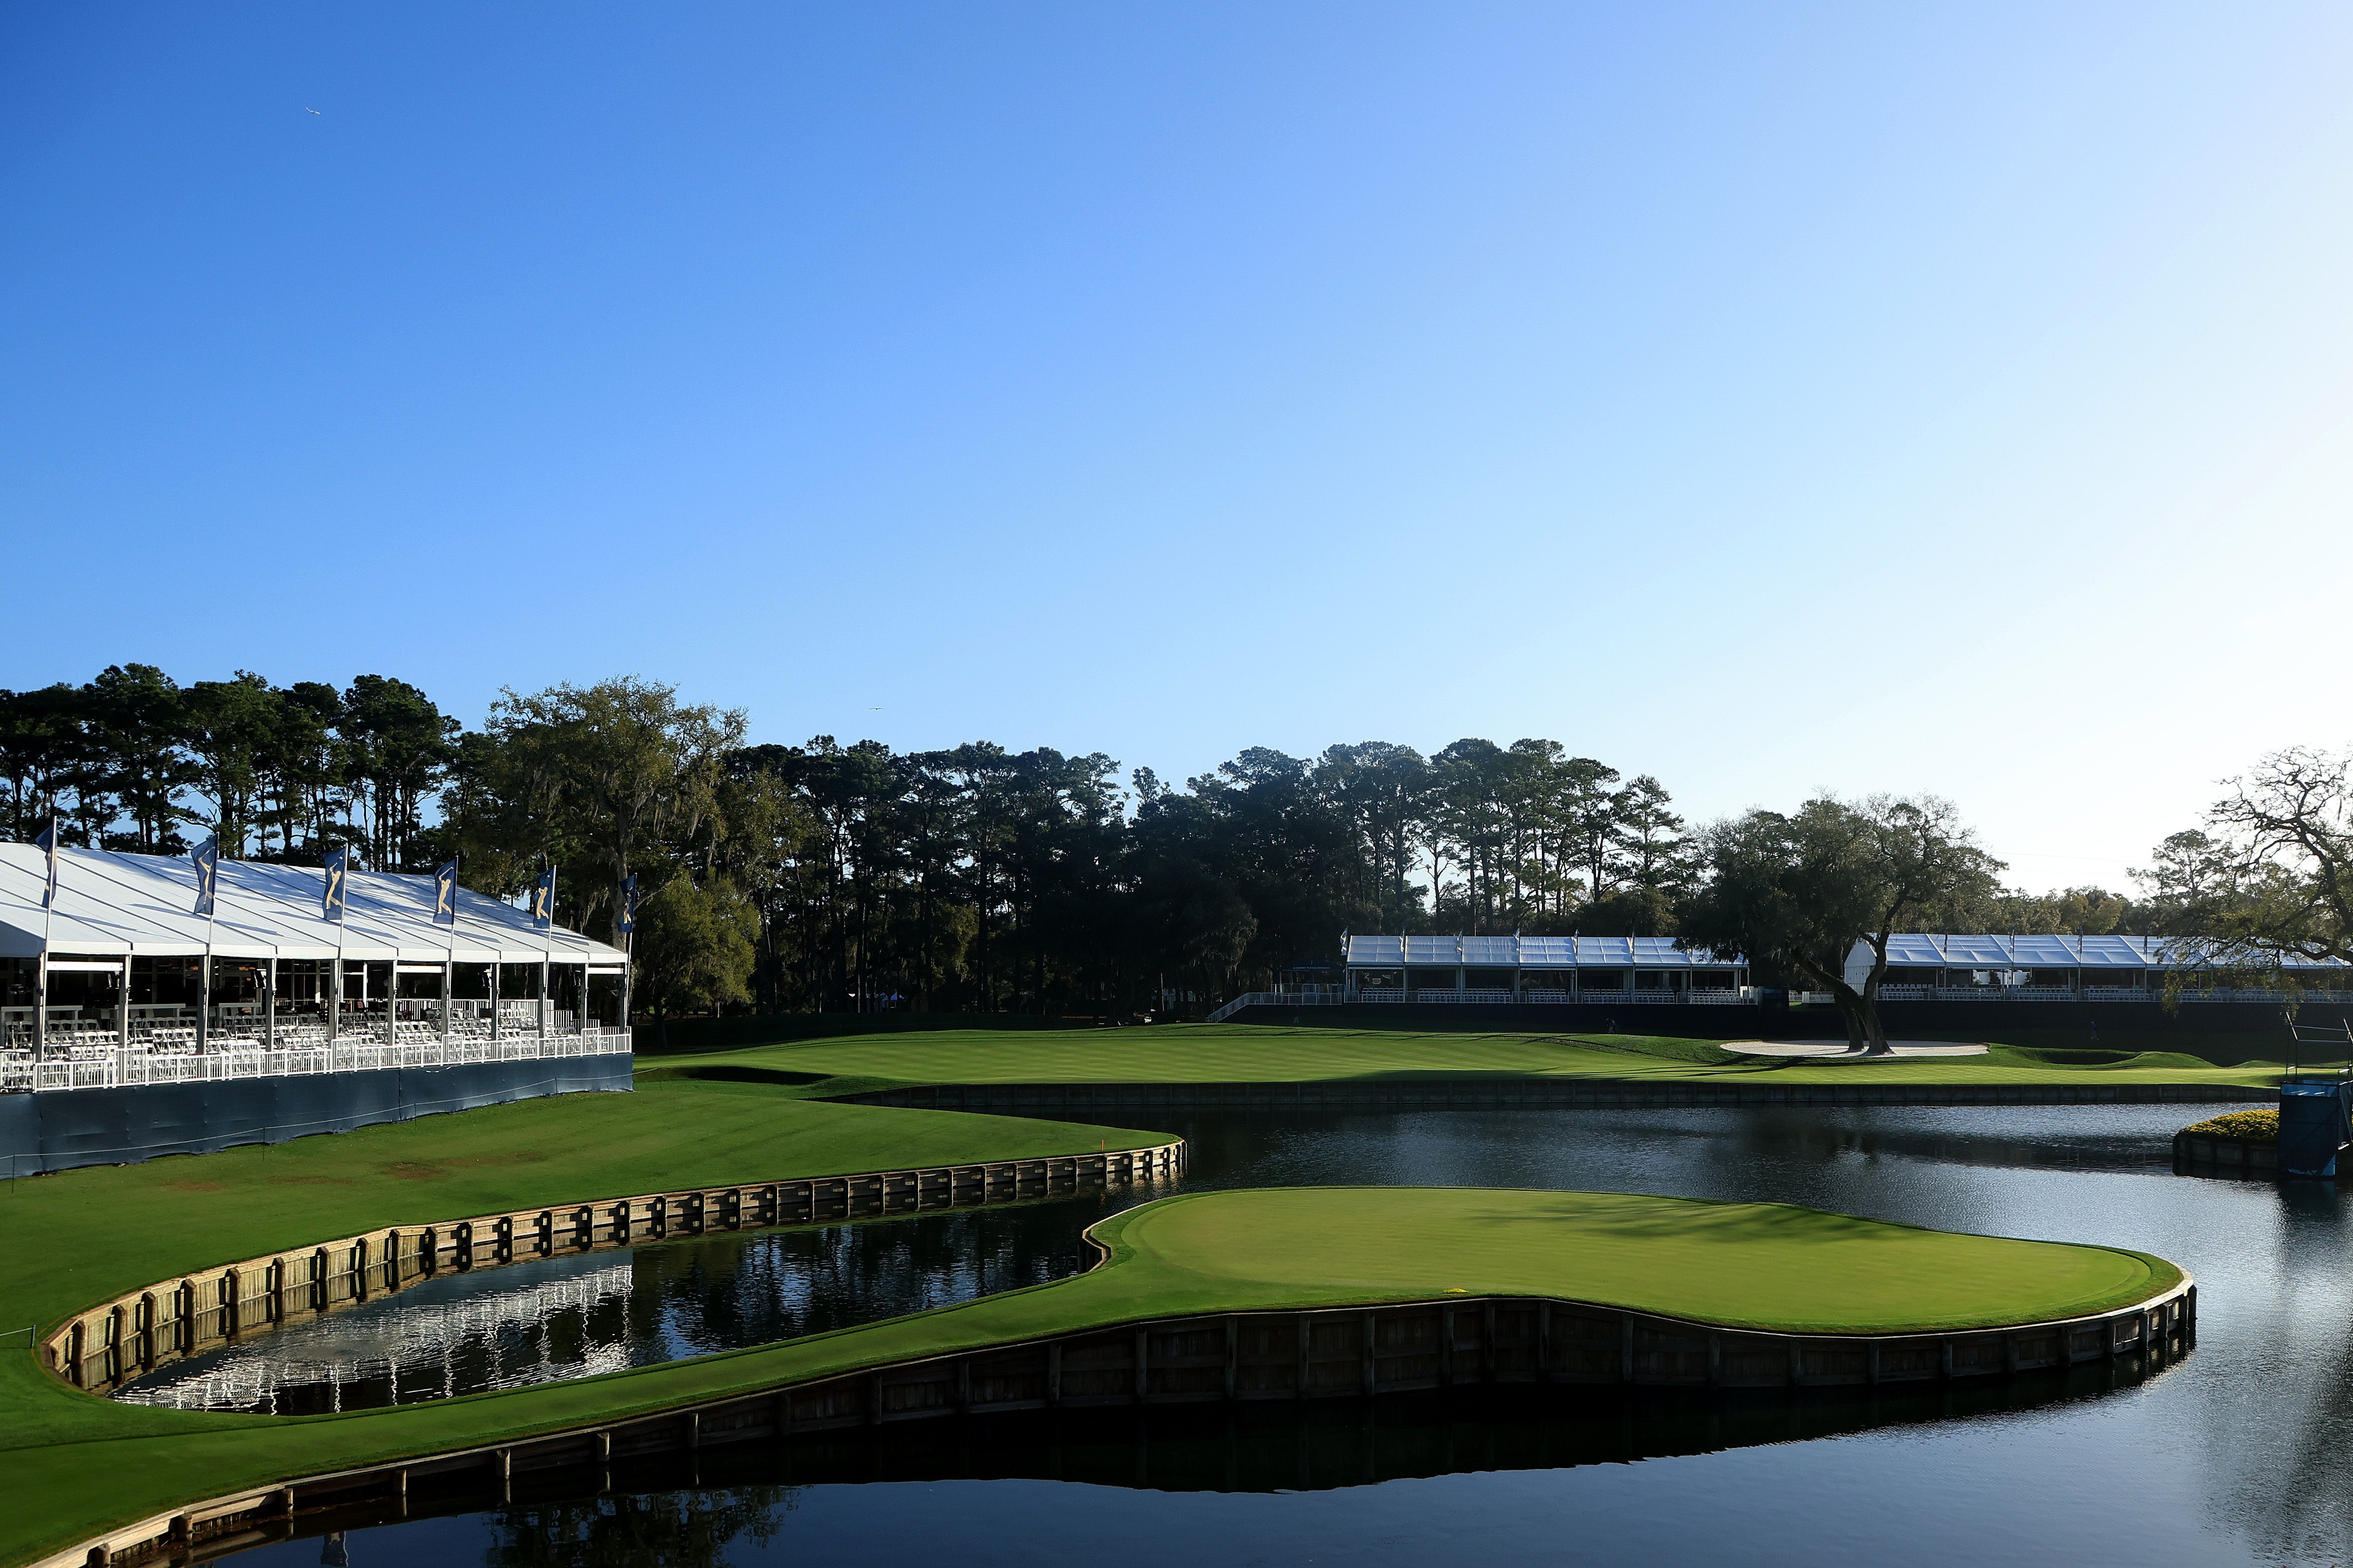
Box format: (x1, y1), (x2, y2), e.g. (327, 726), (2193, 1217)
(2173, 1129), (2277, 1174)
(847, 1080), (2269, 1114)
(40, 1274), (2193, 1568)
(40, 1141), (1186, 1395)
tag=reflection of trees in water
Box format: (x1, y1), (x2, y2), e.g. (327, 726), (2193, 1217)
(631, 1203), (1098, 1362)
(2209, 1183), (2353, 1564)
(484, 1487), (800, 1568)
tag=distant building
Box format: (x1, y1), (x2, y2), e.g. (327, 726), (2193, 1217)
(1339, 934), (1746, 1004)
(1841, 933), (2352, 998)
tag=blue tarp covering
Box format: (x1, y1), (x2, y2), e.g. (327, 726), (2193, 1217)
(2277, 1078), (2351, 1178)
(0, 1056), (633, 1177)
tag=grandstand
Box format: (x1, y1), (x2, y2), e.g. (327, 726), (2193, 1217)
(0, 842), (630, 1096)
(1842, 933), (2353, 1001)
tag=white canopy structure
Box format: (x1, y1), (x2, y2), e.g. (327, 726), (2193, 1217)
(0, 843), (626, 965)
(1, 844), (631, 1090)
(1344, 934), (1743, 972)
(1844, 933), (2352, 996)
(1337, 933), (1747, 1002)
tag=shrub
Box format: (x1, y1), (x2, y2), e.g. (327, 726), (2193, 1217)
(2181, 1109), (2277, 1142)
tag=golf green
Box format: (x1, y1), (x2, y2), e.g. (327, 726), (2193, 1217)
(1083, 1187), (2180, 1333)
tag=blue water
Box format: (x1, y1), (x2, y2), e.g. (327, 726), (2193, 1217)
(212, 1105), (2353, 1566)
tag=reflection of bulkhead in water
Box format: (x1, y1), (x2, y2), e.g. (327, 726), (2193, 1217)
(108, 1197), (1110, 1415)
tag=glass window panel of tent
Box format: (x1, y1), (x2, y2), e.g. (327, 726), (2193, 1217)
(1580, 970), (1628, 990)
(277, 959), (332, 1015)
(2, 956), (31, 1008)
(44, 958), (122, 1022)
(551, 964), (585, 1029)
(341, 961), (391, 1015)
(497, 963), (543, 999)
(130, 957), (199, 1009)
(207, 959), (266, 1009)
(586, 971), (624, 1028)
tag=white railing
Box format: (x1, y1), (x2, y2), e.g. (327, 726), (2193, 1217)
(1208, 987), (1757, 1019)
(1203, 992), (1347, 1023)
(1868, 986), (2353, 1005)
(0, 1030), (631, 1094)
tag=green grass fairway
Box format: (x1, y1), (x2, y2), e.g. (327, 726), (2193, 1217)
(0, 1182), (2180, 1568)
(644, 1022), (2287, 1096)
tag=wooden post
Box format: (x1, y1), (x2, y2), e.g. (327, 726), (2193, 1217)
(1707, 1332), (1722, 1388)
(1296, 1316), (1311, 1398)
(1362, 1311), (1377, 1394)
(1134, 1328), (1149, 1402)
(1224, 1317), (1239, 1400)
(1047, 1342), (1062, 1408)
(1620, 1317), (1635, 1382)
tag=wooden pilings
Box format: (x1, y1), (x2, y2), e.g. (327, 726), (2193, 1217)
(41, 1140), (1187, 1392)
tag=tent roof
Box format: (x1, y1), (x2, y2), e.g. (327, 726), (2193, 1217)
(1343, 934), (1744, 969)
(1871, 932), (2347, 972)
(0, 844), (627, 965)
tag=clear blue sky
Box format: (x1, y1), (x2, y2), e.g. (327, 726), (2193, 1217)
(6, 4), (2351, 891)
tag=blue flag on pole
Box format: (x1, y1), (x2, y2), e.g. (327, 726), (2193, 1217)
(191, 835), (219, 917)
(322, 849), (349, 920)
(432, 860), (460, 926)
(617, 873), (638, 936)
(35, 819), (58, 909)
(529, 864), (556, 930)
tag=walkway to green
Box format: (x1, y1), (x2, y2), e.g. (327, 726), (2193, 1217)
(645, 1022), (2287, 1097)
(0, 1184), (2180, 1567)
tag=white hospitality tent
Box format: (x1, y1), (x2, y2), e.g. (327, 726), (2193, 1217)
(1842, 932), (2353, 991)
(1341, 933), (1747, 996)
(0, 843), (630, 1057)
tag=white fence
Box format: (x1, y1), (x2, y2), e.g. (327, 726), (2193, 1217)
(1204, 988), (1753, 1021)
(1871, 985), (2353, 1004)
(1207, 981), (2350, 1022)
(0, 1029), (631, 1095)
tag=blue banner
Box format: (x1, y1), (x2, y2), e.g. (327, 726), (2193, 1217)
(617, 873), (638, 936)
(322, 849), (349, 920)
(191, 835), (219, 918)
(35, 819), (58, 909)
(433, 859), (460, 926)
(530, 864), (556, 930)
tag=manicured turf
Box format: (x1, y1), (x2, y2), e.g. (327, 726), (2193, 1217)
(644, 1022), (2287, 1095)
(0, 1076), (1173, 1567)
(1089, 1188), (2177, 1332)
(0, 1183), (2181, 1568)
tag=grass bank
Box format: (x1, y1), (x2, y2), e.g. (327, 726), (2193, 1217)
(0, 1184), (2180, 1566)
(0, 1075), (1173, 1566)
(642, 1023), (2288, 1097)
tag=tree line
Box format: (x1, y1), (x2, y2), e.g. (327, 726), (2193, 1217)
(6, 664), (2327, 1031)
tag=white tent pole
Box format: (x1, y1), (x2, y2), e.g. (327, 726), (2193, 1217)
(35, 830), (54, 1066)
